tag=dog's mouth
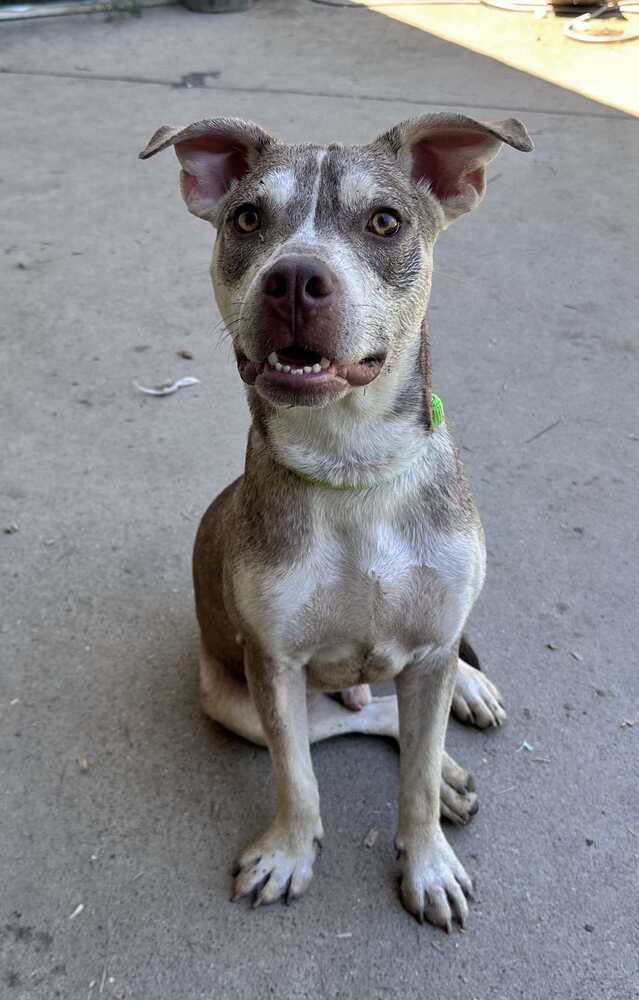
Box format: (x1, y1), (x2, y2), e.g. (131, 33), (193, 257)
(237, 346), (386, 393)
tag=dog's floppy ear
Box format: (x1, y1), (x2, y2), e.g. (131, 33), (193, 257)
(139, 117), (277, 222)
(373, 113), (533, 226)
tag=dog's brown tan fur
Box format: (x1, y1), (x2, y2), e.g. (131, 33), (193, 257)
(141, 113), (532, 929)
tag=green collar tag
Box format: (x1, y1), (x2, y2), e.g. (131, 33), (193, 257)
(281, 393), (445, 491)
(431, 393), (444, 429)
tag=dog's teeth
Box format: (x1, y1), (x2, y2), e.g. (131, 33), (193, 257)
(311, 364), (321, 373)
(274, 362), (283, 371)
(303, 366), (312, 374)
(282, 365), (291, 373)
(268, 352), (278, 366)
(320, 357), (330, 370)
(292, 368), (302, 374)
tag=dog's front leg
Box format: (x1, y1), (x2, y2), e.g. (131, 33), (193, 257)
(232, 644), (323, 907)
(395, 648), (474, 930)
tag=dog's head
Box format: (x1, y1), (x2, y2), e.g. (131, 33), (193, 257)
(140, 114), (532, 409)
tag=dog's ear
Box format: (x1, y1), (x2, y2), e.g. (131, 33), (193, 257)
(373, 113), (533, 226)
(139, 118), (277, 222)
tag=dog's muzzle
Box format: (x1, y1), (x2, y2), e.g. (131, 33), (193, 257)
(236, 255), (385, 404)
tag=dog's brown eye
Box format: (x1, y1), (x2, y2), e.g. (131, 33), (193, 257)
(367, 210), (401, 237)
(234, 205), (261, 233)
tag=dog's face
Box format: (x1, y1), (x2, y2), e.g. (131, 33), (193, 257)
(212, 142), (440, 408)
(141, 115), (532, 408)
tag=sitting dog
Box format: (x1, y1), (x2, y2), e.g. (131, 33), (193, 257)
(140, 112), (532, 930)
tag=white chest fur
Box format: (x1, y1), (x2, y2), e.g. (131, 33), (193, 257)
(233, 477), (484, 688)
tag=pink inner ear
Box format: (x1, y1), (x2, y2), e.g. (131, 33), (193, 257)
(410, 129), (492, 202)
(176, 134), (250, 213)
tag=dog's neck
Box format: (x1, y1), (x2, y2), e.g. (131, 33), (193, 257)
(247, 321), (440, 490)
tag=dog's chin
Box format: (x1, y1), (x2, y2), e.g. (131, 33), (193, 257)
(255, 378), (350, 409)
(236, 349), (385, 408)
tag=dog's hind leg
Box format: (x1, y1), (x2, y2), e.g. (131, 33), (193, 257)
(200, 643), (392, 745)
(200, 645), (477, 825)
(200, 645), (267, 746)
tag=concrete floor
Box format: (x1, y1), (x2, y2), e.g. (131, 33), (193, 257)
(1, 3), (638, 998)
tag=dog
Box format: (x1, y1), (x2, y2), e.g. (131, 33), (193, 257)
(140, 112), (532, 930)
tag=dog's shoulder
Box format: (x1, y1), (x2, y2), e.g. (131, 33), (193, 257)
(411, 426), (479, 535)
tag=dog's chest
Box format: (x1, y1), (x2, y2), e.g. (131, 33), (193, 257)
(234, 495), (481, 687)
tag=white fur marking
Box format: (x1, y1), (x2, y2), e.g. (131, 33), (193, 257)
(262, 168), (297, 210)
(233, 438), (483, 680)
(339, 169), (384, 213)
(288, 149), (327, 244)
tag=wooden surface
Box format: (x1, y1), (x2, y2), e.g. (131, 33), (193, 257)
(361, 2), (638, 116)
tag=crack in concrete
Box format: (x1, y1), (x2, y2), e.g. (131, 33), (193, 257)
(0, 66), (626, 119)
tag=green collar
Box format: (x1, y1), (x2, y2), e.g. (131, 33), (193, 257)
(278, 393), (445, 492)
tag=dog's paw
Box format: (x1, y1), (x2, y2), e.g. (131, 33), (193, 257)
(452, 660), (506, 729)
(440, 751), (478, 826)
(232, 824), (322, 907)
(396, 828), (473, 931)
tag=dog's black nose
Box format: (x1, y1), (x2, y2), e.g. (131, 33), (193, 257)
(262, 256), (335, 312)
